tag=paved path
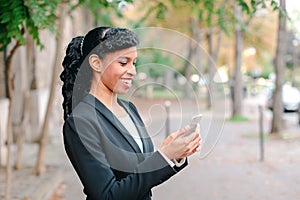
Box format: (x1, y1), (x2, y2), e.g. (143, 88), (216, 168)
(1, 97), (300, 200)
(57, 97), (300, 200)
(153, 120), (300, 200)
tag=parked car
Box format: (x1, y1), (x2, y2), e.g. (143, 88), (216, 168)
(298, 106), (300, 125)
(266, 84), (300, 112)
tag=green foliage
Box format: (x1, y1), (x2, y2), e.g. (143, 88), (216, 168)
(137, 49), (174, 79)
(238, 0), (278, 15)
(77, 0), (112, 20)
(167, 0), (232, 35)
(70, 0), (135, 25)
(215, 2), (230, 35)
(0, 0), (135, 51)
(155, 2), (168, 19)
(203, 0), (214, 26)
(0, 0), (27, 49)
(238, 0), (251, 14)
(270, 0), (286, 17)
(258, 52), (274, 78)
(149, 51), (173, 78)
(169, 0), (281, 36)
(0, 0), (59, 50)
(72, 0), (134, 10)
(132, 1), (170, 28)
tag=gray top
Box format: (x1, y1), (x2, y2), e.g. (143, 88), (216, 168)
(118, 114), (144, 153)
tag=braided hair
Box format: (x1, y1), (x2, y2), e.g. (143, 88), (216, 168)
(60, 27), (139, 120)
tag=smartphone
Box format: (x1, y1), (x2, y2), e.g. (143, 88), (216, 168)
(185, 114), (203, 136)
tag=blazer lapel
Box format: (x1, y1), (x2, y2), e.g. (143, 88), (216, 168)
(83, 94), (142, 155)
(118, 100), (153, 154)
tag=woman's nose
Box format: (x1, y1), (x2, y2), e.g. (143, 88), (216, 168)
(127, 65), (136, 76)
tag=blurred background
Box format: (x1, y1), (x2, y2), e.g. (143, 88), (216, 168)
(0, 0), (300, 199)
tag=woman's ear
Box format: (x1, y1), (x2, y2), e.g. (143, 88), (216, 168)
(88, 54), (102, 73)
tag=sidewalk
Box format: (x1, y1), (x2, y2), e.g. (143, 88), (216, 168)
(153, 119), (300, 200)
(151, 97), (300, 200)
(1, 97), (300, 200)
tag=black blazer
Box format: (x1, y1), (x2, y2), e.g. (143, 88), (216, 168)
(63, 94), (187, 200)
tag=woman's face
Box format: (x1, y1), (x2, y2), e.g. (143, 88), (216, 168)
(99, 46), (137, 94)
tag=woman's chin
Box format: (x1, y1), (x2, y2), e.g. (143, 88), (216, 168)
(115, 89), (129, 95)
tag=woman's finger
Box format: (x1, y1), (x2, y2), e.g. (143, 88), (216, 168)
(173, 125), (191, 138)
(163, 125), (191, 145)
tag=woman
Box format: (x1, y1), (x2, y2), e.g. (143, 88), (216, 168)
(60, 27), (201, 200)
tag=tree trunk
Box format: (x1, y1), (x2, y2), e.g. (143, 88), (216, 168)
(232, 3), (244, 117)
(15, 33), (34, 170)
(71, 6), (94, 36)
(270, 0), (287, 134)
(5, 40), (21, 200)
(192, 18), (202, 96)
(184, 39), (196, 98)
(184, 17), (201, 98)
(5, 94), (13, 200)
(0, 51), (5, 166)
(35, 3), (67, 175)
(292, 41), (298, 87)
(207, 27), (222, 109)
(3, 49), (9, 98)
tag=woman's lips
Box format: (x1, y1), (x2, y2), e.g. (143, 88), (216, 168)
(121, 78), (132, 88)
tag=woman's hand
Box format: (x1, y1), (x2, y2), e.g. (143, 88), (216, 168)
(160, 124), (201, 160)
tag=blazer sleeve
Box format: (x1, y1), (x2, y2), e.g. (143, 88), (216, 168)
(63, 115), (186, 200)
(128, 101), (187, 173)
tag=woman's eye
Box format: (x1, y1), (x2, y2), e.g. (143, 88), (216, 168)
(119, 62), (127, 66)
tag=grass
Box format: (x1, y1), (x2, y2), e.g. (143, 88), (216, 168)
(151, 89), (182, 99)
(227, 115), (249, 122)
(243, 131), (299, 141)
(132, 87), (184, 99)
(243, 132), (270, 140)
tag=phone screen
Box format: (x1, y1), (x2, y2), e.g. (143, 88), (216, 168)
(185, 114), (203, 135)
